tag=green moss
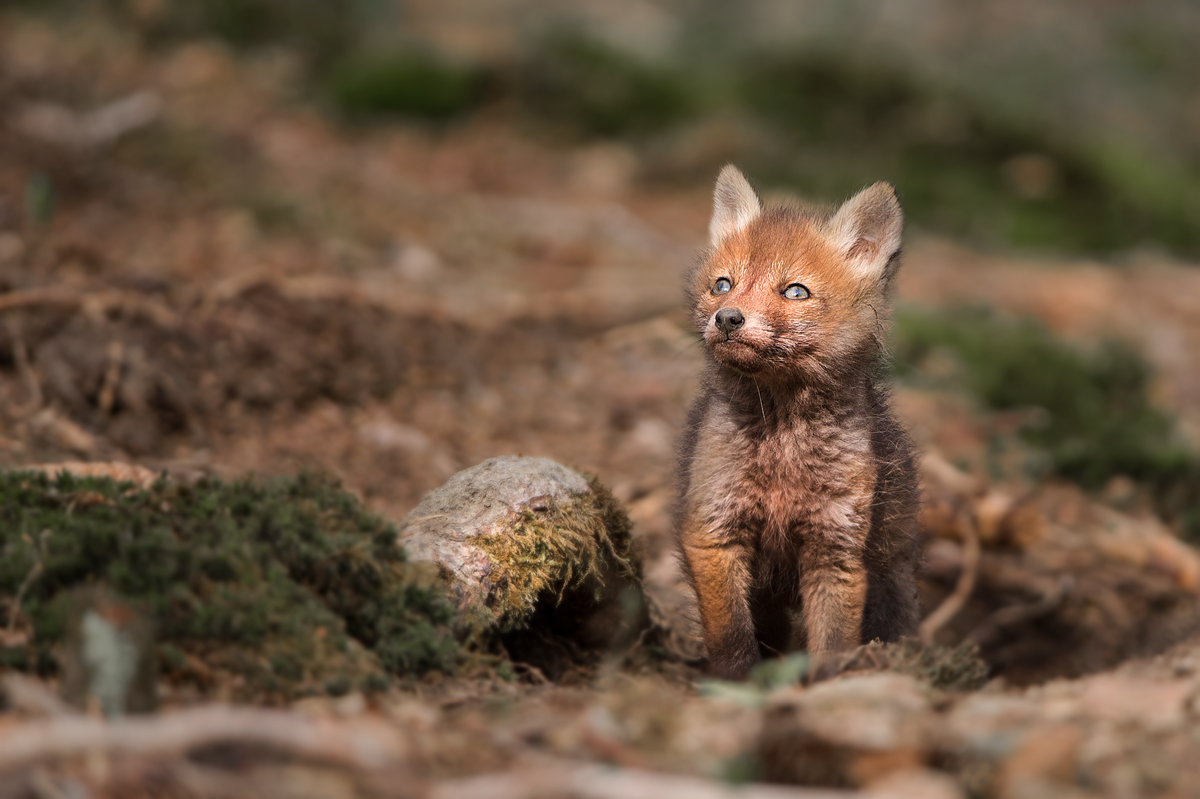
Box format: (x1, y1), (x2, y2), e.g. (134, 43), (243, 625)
(0, 471), (459, 699)
(467, 475), (637, 631)
(852, 639), (991, 692)
(517, 31), (699, 138)
(894, 308), (1200, 534)
(325, 50), (489, 122)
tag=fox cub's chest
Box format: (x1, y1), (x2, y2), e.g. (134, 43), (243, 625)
(690, 405), (875, 547)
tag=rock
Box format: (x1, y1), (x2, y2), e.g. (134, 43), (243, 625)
(398, 457), (646, 660)
(759, 673), (934, 788)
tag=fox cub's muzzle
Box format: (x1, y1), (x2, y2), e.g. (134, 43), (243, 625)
(714, 308), (745, 334)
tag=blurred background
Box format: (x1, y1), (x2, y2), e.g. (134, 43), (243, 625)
(1, 0), (1199, 684)
(18, 0), (1200, 254)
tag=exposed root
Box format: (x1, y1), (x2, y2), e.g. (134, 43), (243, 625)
(0, 288), (180, 329)
(967, 575), (1072, 648)
(919, 508), (980, 645)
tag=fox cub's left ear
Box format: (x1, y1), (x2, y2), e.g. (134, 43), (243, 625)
(827, 182), (903, 284)
(709, 165), (762, 248)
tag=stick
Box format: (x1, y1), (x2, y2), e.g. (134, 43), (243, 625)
(8, 319), (43, 414)
(0, 288), (82, 313)
(0, 289), (179, 329)
(918, 509), (980, 645)
(0, 705), (408, 772)
(967, 575), (1071, 648)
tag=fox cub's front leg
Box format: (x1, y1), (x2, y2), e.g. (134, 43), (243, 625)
(679, 524), (758, 679)
(799, 537), (868, 654)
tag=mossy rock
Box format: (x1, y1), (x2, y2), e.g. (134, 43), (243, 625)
(399, 457), (646, 666)
(0, 470), (459, 700)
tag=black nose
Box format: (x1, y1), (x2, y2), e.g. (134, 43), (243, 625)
(715, 308), (745, 334)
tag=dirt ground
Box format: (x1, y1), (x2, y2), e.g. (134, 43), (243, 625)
(3, 12), (1200, 799)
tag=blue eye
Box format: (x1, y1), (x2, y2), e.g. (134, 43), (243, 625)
(712, 277), (732, 295)
(783, 283), (810, 300)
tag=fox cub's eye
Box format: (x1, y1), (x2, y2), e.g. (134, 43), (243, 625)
(783, 283), (810, 300)
(712, 277), (732, 295)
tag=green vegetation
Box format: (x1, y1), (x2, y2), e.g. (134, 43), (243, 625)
(38, 1), (1196, 256)
(16, 4), (1200, 255)
(23, 174), (57, 229)
(325, 50), (489, 122)
(894, 308), (1200, 534)
(0, 471), (459, 698)
(113, 0), (364, 70)
(515, 32), (699, 137)
(502, 36), (1200, 256)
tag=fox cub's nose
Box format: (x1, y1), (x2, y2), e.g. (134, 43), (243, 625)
(715, 308), (745, 334)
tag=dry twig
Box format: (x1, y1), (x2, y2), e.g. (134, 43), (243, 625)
(967, 575), (1072, 648)
(7, 318), (43, 416)
(0, 288), (179, 329)
(918, 509), (981, 645)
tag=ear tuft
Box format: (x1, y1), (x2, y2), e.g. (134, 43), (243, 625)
(709, 165), (762, 247)
(827, 182), (903, 283)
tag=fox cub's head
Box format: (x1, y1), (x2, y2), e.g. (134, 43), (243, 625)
(688, 165), (903, 385)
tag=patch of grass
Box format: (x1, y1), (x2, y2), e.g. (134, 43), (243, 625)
(0, 471), (459, 699)
(516, 31), (700, 138)
(324, 50), (489, 122)
(894, 308), (1200, 533)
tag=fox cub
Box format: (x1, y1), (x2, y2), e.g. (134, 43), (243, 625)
(675, 166), (921, 680)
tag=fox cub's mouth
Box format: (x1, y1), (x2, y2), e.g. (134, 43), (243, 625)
(709, 335), (765, 372)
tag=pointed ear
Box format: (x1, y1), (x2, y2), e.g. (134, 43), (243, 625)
(709, 165), (762, 247)
(827, 182), (904, 283)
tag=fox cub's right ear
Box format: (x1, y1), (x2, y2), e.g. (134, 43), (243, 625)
(709, 165), (762, 248)
(827, 182), (903, 284)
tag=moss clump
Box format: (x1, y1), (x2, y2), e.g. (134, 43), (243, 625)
(894, 307), (1200, 534)
(841, 639), (991, 692)
(325, 50), (489, 122)
(467, 475), (637, 631)
(0, 470), (459, 699)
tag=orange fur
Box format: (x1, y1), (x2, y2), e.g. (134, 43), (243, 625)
(675, 166), (921, 680)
